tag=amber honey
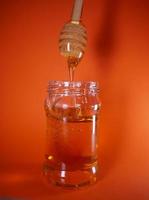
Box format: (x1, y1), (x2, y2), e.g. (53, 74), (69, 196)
(44, 81), (100, 188)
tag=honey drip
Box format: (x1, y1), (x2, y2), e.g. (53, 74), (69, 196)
(68, 56), (80, 81)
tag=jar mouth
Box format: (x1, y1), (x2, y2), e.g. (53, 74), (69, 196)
(48, 80), (99, 88)
(47, 80), (99, 95)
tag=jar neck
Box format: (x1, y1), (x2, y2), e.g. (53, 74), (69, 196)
(47, 81), (99, 96)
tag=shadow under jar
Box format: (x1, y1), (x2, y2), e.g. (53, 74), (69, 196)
(43, 81), (101, 188)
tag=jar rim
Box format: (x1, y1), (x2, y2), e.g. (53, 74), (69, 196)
(47, 80), (100, 95)
(48, 80), (99, 88)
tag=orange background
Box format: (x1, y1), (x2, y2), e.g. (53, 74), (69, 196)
(1, 0), (149, 199)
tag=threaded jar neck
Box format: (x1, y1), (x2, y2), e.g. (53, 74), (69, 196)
(48, 81), (99, 96)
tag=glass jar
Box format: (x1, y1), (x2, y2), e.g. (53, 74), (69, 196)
(43, 81), (101, 188)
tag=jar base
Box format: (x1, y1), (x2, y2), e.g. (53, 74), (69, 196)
(43, 163), (99, 189)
